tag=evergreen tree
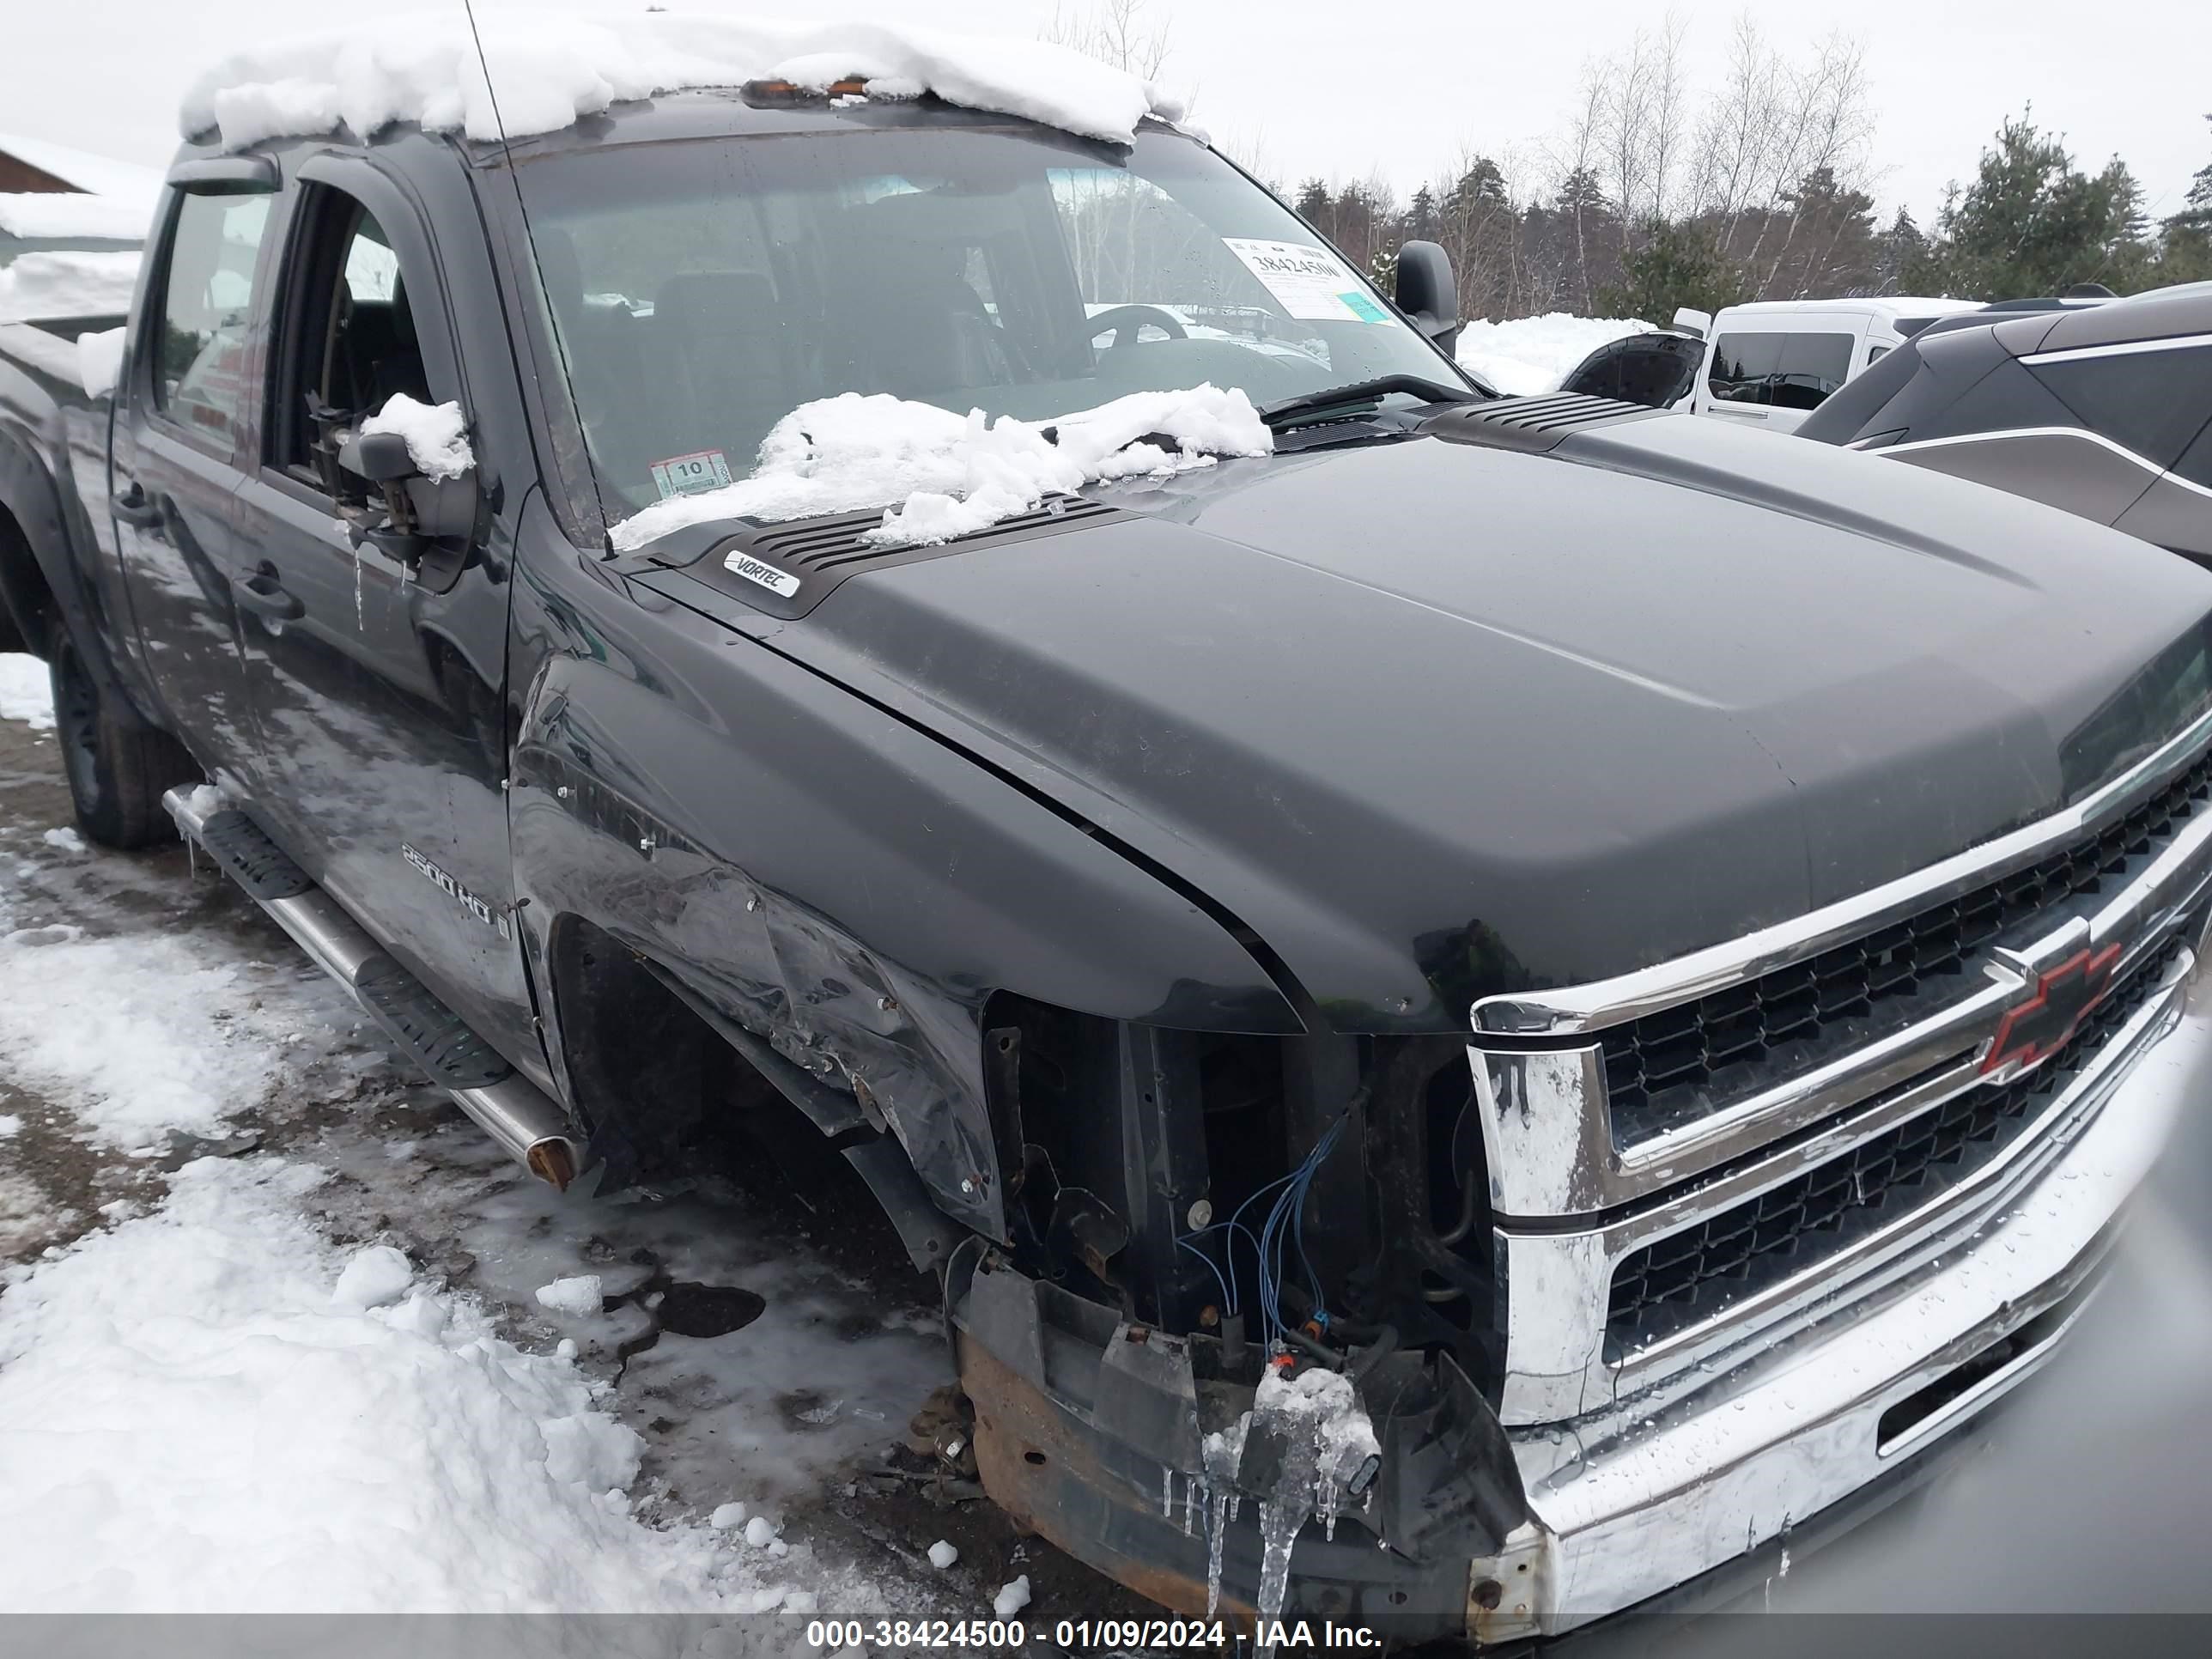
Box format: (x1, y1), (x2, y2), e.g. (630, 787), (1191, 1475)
(1595, 219), (1746, 322)
(2154, 113), (2212, 285)
(1916, 113), (2153, 298)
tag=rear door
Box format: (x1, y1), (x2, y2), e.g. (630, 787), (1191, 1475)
(1761, 327), (1860, 433)
(1695, 322), (1861, 433)
(107, 171), (278, 782)
(230, 155), (533, 1058)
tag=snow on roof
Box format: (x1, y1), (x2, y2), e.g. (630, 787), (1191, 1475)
(0, 130), (162, 207)
(0, 192), (152, 243)
(1715, 296), (1986, 320)
(179, 12), (1186, 154)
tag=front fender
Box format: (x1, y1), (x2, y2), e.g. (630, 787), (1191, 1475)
(505, 500), (1299, 1236)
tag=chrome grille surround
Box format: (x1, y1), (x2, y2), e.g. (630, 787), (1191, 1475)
(1470, 707), (2212, 1427)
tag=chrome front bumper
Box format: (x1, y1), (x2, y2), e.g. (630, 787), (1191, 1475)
(1468, 985), (2209, 1640)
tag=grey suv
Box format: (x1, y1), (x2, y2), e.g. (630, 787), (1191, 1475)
(1799, 283), (2212, 567)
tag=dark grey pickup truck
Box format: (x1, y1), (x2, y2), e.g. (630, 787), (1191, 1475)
(6, 65), (2212, 1644)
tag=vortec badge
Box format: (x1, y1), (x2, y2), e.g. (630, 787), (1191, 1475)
(724, 550), (801, 598)
(1980, 942), (2124, 1076)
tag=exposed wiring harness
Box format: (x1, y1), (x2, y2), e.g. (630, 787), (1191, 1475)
(1177, 1100), (1358, 1351)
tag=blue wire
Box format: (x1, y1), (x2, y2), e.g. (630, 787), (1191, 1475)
(1177, 1106), (1352, 1343)
(1176, 1236), (1235, 1316)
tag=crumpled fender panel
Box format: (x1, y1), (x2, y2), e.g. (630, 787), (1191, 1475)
(506, 498), (1299, 1237)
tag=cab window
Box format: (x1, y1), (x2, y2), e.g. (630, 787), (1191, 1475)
(268, 188), (433, 489)
(154, 191), (270, 447)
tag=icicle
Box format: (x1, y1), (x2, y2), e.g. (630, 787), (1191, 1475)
(1253, 1499), (1305, 1659)
(1163, 1467), (1174, 1519)
(353, 539), (366, 632)
(1206, 1483), (1231, 1618)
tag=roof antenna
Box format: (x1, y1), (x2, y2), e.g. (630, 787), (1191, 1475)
(458, 0), (613, 544)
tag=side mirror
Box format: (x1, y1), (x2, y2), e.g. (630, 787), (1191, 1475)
(1671, 307), (1712, 340)
(344, 428), (419, 485)
(1394, 240), (1460, 351)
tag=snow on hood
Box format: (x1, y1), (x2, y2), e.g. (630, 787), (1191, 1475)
(608, 385), (1273, 554)
(179, 11), (1186, 152)
(1456, 312), (1654, 396)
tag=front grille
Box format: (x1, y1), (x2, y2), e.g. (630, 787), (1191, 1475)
(1606, 936), (2182, 1352)
(1603, 743), (2212, 1146)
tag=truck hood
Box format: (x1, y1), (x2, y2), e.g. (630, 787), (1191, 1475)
(757, 412), (2212, 1030)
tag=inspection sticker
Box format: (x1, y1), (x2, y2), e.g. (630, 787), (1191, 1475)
(650, 448), (734, 499)
(1221, 238), (1391, 324)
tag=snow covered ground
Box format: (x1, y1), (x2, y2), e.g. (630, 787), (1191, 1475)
(0, 653), (1098, 1636)
(1456, 312), (1654, 397)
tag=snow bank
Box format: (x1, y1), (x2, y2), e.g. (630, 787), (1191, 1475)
(361, 392), (474, 480)
(180, 14), (1184, 152)
(1456, 312), (1654, 397)
(0, 932), (345, 1150)
(0, 1157), (733, 1611)
(76, 325), (125, 398)
(0, 653), (54, 729)
(0, 192), (151, 242)
(612, 385), (1272, 553)
(0, 249), (141, 325)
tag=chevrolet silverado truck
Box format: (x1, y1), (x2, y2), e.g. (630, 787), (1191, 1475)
(6, 56), (2212, 1644)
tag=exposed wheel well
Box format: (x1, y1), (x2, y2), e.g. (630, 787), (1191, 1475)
(0, 500), (55, 657)
(544, 915), (951, 1274)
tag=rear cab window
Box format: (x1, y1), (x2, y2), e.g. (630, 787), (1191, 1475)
(153, 191), (271, 448)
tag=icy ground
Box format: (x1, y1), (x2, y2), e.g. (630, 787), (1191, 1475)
(1456, 312), (1654, 397)
(0, 653), (1126, 1639)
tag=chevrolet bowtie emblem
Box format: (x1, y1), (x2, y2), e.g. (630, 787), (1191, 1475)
(1980, 943), (2124, 1076)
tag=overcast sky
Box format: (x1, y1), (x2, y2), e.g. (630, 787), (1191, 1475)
(6, 0), (2207, 226)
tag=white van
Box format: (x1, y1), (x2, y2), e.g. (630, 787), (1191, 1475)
(1671, 297), (1984, 434)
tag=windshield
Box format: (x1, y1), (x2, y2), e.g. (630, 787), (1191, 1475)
(513, 122), (1460, 520)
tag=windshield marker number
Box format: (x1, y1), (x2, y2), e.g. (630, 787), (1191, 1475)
(651, 449), (733, 499)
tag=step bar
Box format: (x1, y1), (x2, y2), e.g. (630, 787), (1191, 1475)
(163, 787), (584, 1189)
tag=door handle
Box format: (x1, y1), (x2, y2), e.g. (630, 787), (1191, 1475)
(111, 483), (164, 527)
(236, 563), (305, 623)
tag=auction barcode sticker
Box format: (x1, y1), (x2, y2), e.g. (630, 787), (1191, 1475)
(1221, 238), (1390, 324)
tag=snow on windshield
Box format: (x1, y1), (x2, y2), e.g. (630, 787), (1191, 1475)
(1456, 312), (1654, 396)
(608, 385), (1272, 553)
(180, 12), (1184, 151)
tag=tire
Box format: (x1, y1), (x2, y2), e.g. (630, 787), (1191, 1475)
(47, 629), (200, 850)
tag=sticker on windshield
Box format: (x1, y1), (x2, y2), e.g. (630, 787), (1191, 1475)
(1221, 238), (1391, 324)
(651, 449), (733, 499)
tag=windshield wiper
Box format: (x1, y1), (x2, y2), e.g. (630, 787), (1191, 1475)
(1259, 374), (1484, 432)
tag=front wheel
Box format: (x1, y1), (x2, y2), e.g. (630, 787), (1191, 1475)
(48, 629), (199, 849)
